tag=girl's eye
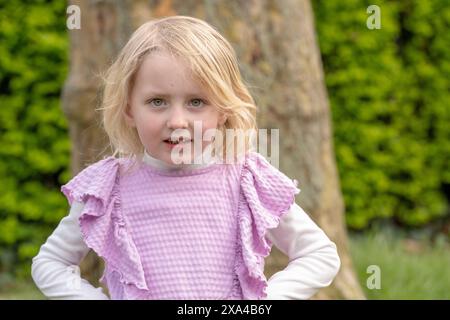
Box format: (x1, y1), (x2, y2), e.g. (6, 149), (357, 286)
(146, 98), (205, 108)
(148, 98), (165, 107)
(190, 99), (205, 108)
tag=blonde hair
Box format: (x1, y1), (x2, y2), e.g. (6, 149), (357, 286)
(97, 15), (258, 165)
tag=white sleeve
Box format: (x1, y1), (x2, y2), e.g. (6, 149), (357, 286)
(263, 202), (341, 300)
(31, 201), (110, 300)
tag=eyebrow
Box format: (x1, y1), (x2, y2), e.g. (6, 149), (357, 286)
(143, 91), (206, 98)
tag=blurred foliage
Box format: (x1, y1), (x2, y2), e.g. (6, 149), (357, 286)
(0, 0), (448, 281)
(313, 0), (449, 229)
(0, 0), (70, 280)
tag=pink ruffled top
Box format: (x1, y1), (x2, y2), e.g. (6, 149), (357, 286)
(60, 152), (300, 300)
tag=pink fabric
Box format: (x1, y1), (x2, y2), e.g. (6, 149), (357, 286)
(61, 152), (300, 300)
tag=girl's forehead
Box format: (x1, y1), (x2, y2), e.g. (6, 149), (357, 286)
(137, 54), (191, 80)
(134, 53), (206, 95)
(141, 50), (185, 67)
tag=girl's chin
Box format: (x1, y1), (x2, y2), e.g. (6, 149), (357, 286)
(164, 151), (195, 165)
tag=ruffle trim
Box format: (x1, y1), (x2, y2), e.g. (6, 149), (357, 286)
(235, 152), (301, 300)
(61, 156), (149, 299)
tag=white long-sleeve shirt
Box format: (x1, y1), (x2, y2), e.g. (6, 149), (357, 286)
(31, 151), (340, 300)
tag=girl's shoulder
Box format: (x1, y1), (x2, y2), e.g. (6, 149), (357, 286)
(237, 150), (301, 232)
(60, 156), (130, 206)
(239, 151), (300, 191)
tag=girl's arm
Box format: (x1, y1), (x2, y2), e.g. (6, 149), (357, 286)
(31, 201), (110, 300)
(264, 203), (341, 300)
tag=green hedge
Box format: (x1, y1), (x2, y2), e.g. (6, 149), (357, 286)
(313, 0), (449, 229)
(0, 0), (448, 280)
(0, 0), (70, 280)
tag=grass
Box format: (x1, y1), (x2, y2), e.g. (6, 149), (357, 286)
(1, 228), (449, 300)
(349, 228), (450, 299)
(0, 280), (45, 300)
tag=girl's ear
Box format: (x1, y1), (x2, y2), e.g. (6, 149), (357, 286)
(124, 103), (136, 127)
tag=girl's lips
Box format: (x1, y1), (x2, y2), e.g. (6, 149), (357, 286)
(163, 140), (192, 148)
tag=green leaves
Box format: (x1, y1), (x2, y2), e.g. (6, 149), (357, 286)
(0, 0), (70, 278)
(313, 0), (449, 229)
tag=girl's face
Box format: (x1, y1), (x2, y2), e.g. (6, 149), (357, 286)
(125, 51), (226, 165)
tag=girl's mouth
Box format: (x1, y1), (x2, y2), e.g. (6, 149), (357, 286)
(163, 138), (192, 148)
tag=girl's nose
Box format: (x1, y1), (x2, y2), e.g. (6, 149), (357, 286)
(166, 107), (189, 129)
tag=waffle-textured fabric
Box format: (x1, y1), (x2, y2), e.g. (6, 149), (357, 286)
(60, 152), (300, 300)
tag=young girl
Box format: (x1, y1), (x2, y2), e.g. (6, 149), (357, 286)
(31, 15), (340, 300)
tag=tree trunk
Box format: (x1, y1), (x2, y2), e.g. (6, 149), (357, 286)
(62, 0), (364, 299)
(61, 0), (152, 287)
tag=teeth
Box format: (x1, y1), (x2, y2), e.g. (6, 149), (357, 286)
(166, 138), (190, 143)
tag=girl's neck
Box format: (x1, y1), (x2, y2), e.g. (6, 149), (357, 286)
(142, 145), (217, 172)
